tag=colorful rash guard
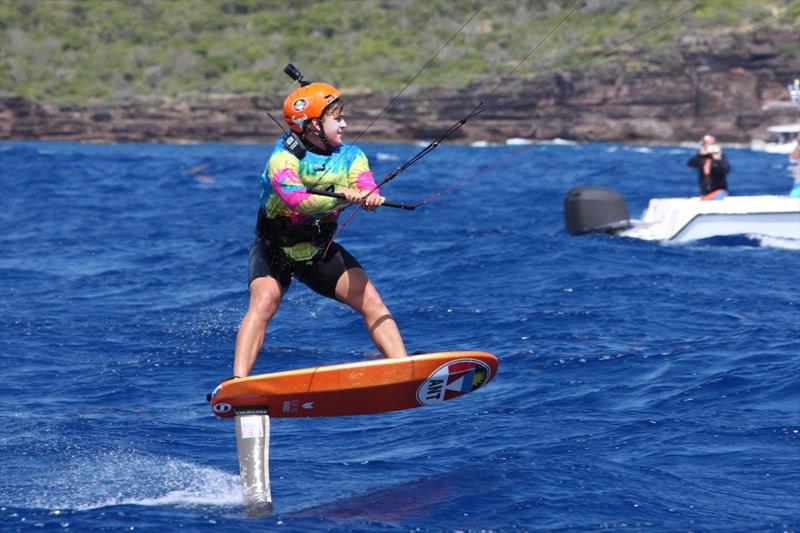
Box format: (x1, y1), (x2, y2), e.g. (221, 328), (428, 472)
(260, 134), (380, 261)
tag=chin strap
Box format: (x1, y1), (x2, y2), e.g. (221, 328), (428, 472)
(309, 118), (335, 153)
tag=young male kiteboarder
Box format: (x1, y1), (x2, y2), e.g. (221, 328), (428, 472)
(231, 69), (408, 378)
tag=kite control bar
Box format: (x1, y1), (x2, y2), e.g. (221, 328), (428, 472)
(307, 188), (421, 211)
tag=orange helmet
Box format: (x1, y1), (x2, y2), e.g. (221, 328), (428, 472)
(283, 82), (341, 133)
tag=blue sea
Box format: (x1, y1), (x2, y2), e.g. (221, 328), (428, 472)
(1, 139), (798, 532)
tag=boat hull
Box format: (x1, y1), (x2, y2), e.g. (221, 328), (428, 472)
(621, 195), (800, 242)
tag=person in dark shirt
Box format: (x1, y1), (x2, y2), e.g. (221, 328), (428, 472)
(687, 135), (731, 200)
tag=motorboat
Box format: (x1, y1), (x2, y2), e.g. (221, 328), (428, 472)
(564, 186), (800, 243)
(750, 123), (799, 154)
(619, 195), (800, 242)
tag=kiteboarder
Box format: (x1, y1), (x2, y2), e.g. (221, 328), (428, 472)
(231, 75), (408, 378)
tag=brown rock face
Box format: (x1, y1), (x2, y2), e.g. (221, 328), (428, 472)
(1, 31), (796, 145)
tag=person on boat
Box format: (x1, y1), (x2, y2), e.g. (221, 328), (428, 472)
(231, 80), (408, 378)
(790, 134), (800, 198)
(687, 135), (731, 200)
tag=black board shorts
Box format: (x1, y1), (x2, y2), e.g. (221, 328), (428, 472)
(248, 239), (362, 300)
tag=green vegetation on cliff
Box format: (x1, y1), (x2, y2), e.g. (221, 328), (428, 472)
(1, 0), (797, 102)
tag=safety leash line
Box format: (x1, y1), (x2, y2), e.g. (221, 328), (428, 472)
(306, 6), (483, 195)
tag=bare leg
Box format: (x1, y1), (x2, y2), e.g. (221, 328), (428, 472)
(233, 276), (284, 377)
(335, 267), (407, 358)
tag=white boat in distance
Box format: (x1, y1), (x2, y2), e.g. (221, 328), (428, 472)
(621, 195), (800, 243)
(750, 123), (800, 154)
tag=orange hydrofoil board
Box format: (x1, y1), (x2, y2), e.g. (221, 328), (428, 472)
(209, 351), (498, 418)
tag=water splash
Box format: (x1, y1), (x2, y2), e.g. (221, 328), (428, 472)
(3, 450), (241, 511)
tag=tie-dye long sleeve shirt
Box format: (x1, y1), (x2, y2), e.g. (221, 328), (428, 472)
(260, 134), (380, 260)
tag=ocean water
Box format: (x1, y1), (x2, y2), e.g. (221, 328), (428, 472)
(1, 139), (798, 532)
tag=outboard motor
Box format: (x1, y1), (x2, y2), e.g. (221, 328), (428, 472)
(564, 186), (631, 235)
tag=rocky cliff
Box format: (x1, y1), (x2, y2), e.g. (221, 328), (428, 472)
(2, 31), (797, 145)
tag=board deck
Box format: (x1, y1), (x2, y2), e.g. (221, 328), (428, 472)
(208, 351), (498, 418)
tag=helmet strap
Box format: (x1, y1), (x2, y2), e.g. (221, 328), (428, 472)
(318, 125), (335, 152)
(303, 118), (335, 154)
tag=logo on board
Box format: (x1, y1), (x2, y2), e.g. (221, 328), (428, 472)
(416, 359), (491, 405)
(282, 400), (314, 414)
(282, 400), (299, 414)
(213, 402), (232, 414)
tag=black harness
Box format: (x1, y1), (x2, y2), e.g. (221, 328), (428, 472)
(255, 207), (337, 248)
